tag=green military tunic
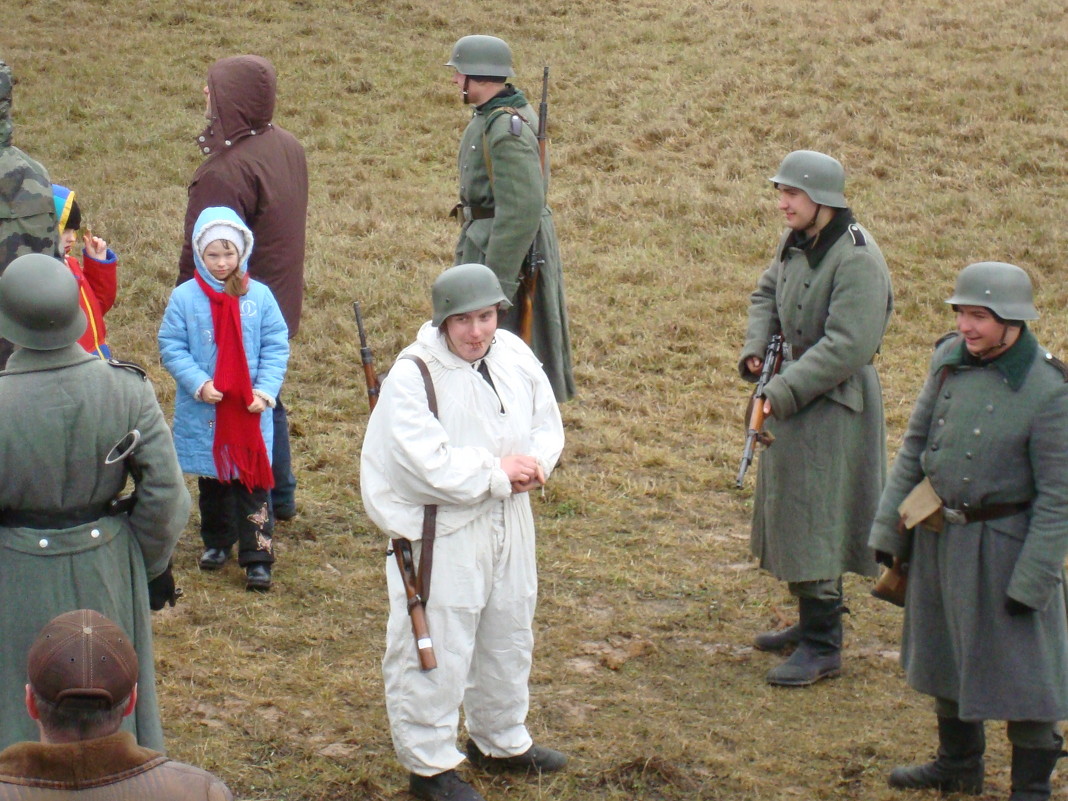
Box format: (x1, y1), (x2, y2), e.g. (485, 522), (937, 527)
(454, 87), (575, 402)
(869, 330), (1068, 720)
(739, 210), (893, 582)
(0, 346), (190, 750)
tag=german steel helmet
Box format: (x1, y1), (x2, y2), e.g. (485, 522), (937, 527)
(945, 261), (1038, 321)
(445, 35), (515, 78)
(0, 253), (86, 349)
(432, 263), (512, 326)
(769, 150), (847, 208)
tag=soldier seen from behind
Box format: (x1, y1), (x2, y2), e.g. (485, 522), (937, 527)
(0, 59), (59, 369)
(870, 262), (1068, 801)
(447, 35), (575, 403)
(738, 150), (893, 686)
(0, 254), (190, 750)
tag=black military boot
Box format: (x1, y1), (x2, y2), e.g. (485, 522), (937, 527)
(1008, 736), (1065, 801)
(765, 596), (842, 686)
(753, 622), (801, 653)
(466, 739), (568, 774)
(409, 769), (485, 801)
(888, 716), (985, 795)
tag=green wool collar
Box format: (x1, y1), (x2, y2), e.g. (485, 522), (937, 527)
(938, 325), (1037, 391)
(476, 85), (529, 115)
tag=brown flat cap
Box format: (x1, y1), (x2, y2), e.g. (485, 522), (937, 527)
(27, 610), (138, 709)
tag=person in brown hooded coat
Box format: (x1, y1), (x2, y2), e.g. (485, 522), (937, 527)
(177, 55), (307, 522)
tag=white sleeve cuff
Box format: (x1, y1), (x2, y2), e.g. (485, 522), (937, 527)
(489, 465), (512, 499)
(252, 389), (277, 408)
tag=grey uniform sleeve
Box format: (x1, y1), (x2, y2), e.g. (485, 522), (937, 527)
(127, 378), (191, 579)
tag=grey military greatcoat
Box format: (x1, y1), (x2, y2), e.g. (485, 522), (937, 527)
(739, 211), (893, 582)
(455, 89), (575, 402)
(869, 330), (1068, 720)
(0, 346), (190, 750)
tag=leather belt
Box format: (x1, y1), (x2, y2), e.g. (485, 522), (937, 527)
(0, 501), (123, 529)
(942, 502), (1030, 526)
(450, 204), (495, 222)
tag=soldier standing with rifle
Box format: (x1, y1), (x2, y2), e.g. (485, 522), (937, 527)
(361, 264), (566, 801)
(738, 150), (893, 686)
(447, 35), (576, 403)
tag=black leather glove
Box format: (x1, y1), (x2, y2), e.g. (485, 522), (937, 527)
(1005, 597), (1035, 617)
(875, 550), (895, 569)
(148, 562), (178, 611)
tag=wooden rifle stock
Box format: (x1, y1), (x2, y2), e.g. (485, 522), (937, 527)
(735, 334), (784, 488)
(353, 301), (380, 411)
(391, 538), (437, 671)
(518, 66), (550, 346)
(871, 557), (907, 607)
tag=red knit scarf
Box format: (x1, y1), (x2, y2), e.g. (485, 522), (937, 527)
(195, 271), (274, 490)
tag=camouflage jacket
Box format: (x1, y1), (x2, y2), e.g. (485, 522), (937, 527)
(0, 61), (59, 367)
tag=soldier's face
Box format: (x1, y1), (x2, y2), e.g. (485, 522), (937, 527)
(956, 305), (1009, 356)
(777, 186), (819, 233)
(444, 305), (498, 362)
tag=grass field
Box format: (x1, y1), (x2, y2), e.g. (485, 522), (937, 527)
(4, 0), (1068, 798)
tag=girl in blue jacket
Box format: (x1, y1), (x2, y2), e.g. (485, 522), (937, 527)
(159, 207), (289, 591)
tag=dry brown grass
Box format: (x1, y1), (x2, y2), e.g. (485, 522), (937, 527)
(3, 0), (1068, 798)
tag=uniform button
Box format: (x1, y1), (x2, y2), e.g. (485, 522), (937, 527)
(973, 428), (981, 435)
(966, 452), (973, 459)
(202, 147), (211, 154)
(962, 477), (970, 483)
(944, 392), (951, 399)
(38, 538), (48, 548)
(224, 139), (232, 146)
(986, 405), (994, 412)
(931, 444), (939, 451)
(471, 144), (476, 149)
(937, 418), (945, 426)
(804, 281), (810, 288)
(962, 502), (970, 509)
(90, 529), (101, 539)
(198, 135), (205, 142)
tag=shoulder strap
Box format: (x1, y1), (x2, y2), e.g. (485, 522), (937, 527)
(399, 354), (437, 603)
(400, 354), (438, 417)
(107, 358), (148, 380)
(480, 107), (529, 188)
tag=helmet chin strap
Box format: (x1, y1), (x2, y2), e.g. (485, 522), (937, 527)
(800, 203), (823, 238)
(973, 322), (1010, 360)
(462, 75), (470, 105)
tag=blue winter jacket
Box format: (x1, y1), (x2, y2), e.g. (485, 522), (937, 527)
(158, 207), (289, 478)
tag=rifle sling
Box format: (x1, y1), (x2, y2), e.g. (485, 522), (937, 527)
(400, 354), (438, 605)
